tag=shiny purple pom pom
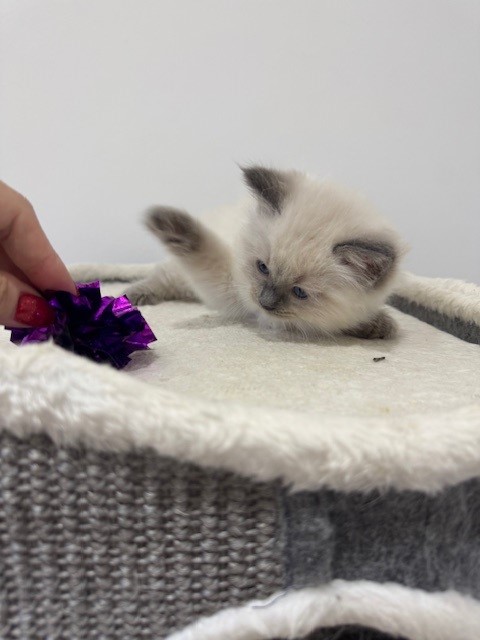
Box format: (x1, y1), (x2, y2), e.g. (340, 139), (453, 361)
(8, 281), (156, 369)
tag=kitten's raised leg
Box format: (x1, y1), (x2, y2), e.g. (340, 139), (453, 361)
(125, 261), (198, 306)
(344, 310), (397, 340)
(145, 206), (240, 314)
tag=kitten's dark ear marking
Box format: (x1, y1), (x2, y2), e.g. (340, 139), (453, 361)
(241, 166), (288, 214)
(334, 240), (396, 287)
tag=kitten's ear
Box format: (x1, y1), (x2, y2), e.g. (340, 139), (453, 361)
(334, 240), (396, 287)
(241, 165), (289, 214)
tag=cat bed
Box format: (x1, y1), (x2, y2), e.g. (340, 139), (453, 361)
(0, 263), (479, 640)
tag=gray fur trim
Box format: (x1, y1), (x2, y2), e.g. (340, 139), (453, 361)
(389, 294), (480, 344)
(284, 481), (480, 598)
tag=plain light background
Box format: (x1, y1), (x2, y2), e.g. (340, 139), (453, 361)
(1, 0), (479, 283)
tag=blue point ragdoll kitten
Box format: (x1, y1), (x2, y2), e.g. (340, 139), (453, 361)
(126, 166), (405, 339)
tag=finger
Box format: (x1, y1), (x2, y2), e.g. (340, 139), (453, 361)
(0, 181), (77, 295)
(0, 245), (34, 285)
(0, 271), (56, 328)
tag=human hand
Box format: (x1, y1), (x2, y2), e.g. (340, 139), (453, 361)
(0, 180), (77, 328)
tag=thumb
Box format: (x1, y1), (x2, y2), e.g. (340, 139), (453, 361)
(0, 271), (56, 328)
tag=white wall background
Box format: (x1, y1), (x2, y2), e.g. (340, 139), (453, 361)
(1, 0), (479, 282)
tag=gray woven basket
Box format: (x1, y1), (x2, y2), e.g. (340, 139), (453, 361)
(1, 269), (479, 640)
(0, 431), (409, 640)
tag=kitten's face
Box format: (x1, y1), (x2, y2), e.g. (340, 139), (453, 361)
(235, 167), (401, 335)
(238, 222), (360, 334)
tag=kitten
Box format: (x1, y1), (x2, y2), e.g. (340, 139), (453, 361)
(126, 166), (405, 339)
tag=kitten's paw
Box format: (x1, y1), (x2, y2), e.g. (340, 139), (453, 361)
(145, 206), (201, 255)
(125, 282), (166, 306)
(344, 310), (397, 340)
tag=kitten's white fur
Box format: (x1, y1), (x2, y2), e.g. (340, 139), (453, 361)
(126, 167), (406, 339)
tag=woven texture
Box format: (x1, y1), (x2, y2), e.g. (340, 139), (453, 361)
(0, 431), (284, 639)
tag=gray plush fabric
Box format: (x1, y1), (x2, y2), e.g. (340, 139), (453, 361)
(389, 294), (480, 344)
(0, 432), (284, 639)
(3, 430), (480, 640)
(285, 482), (480, 597)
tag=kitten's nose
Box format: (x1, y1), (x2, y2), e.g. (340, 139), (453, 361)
(259, 284), (281, 311)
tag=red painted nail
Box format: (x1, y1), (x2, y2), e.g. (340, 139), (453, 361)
(14, 294), (56, 327)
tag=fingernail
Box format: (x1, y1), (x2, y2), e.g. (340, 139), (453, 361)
(15, 293), (56, 327)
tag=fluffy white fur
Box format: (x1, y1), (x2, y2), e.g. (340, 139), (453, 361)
(69, 262), (155, 283)
(166, 580), (480, 640)
(396, 271), (480, 324)
(234, 170), (404, 336)
(127, 168), (406, 338)
(1, 338), (480, 494)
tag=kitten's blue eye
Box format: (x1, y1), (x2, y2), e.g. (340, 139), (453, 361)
(257, 260), (269, 275)
(292, 286), (308, 299)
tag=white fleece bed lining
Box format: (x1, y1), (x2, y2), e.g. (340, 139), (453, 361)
(0, 266), (479, 494)
(1, 265), (480, 639)
(166, 580), (480, 640)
